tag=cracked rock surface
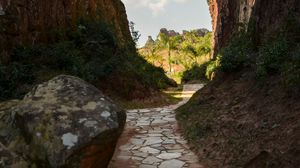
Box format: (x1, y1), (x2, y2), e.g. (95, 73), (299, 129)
(0, 75), (126, 168)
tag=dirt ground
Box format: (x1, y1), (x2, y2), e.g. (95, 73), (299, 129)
(176, 69), (300, 167)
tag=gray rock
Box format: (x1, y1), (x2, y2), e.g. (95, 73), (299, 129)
(157, 152), (181, 159)
(0, 75), (126, 168)
(159, 159), (185, 168)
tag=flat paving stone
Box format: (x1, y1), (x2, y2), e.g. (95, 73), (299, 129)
(144, 137), (163, 145)
(159, 159), (185, 168)
(108, 84), (205, 168)
(157, 152), (181, 160)
(139, 164), (157, 168)
(139, 147), (160, 154)
(131, 138), (145, 145)
(142, 156), (162, 164)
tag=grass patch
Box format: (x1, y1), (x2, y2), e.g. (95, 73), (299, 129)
(176, 98), (216, 145)
(120, 86), (183, 109)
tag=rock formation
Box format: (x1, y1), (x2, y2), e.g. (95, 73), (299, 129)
(0, 75), (126, 168)
(183, 28), (210, 37)
(159, 28), (180, 37)
(209, 0), (300, 56)
(0, 0), (132, 63)
(144, 36), (155, 47)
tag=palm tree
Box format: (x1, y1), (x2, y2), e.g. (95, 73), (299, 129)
(157, 33), (181, 72)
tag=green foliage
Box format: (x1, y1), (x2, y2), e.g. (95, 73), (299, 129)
(122, 52), (175, 89)
(256, 13), (300, 88)
(181, 32), (212, 58)
(206, 58), (220, 80)
(129, 21), (141, 45)
(181, 56), (220, 83)
(156, 33), (182, 72)
(0, 63), (34, 100)
(141, 31), (213, 82)
(256, 36), (300, 89)
(12, 21), (119, 82)
(281, 49), (300, 88)
(181, 62), (210, 83)
(1, 20), (171, 100)
(219, 31), (253, 72)
(256, 36), (288, 78)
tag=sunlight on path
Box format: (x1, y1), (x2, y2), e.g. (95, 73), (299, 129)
(108, 84), (205, 168)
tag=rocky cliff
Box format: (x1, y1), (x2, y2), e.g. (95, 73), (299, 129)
(0, 0), (132, 63)
(175, 1), (300, 167)
(209, 0), (300, 56)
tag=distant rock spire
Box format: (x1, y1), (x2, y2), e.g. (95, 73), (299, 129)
(144, 36), (155, 47)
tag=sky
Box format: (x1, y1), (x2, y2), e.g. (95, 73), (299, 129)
(122, 0), (212, 47)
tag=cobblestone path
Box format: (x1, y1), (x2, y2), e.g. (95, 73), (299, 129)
(109, 84), (204, 168)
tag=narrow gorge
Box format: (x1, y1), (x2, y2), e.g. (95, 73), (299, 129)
(0, 0), (299, 167)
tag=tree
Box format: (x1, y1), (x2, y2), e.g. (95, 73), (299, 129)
(195, 32), (212, 56)
(157, 33), (181, 72)
(129, 21), (141, 45)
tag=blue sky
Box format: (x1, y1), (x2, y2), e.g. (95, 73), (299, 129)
(122, 0), (212, 47)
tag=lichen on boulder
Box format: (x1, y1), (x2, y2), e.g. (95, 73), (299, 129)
(0, 75), (126, 168)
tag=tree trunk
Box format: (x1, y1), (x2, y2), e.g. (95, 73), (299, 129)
(168, 48), (172, 73)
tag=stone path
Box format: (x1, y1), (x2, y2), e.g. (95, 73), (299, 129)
(109, 84), (204, 168)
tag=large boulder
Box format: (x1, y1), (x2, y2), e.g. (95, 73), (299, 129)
(0, 75), (126, 168)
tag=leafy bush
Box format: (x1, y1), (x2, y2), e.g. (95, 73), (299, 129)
(256, 35), (299, 90)
(0, 63), (34, 100)
(219, 32), (253, 72)
(206, 58), (220, 80)
(256, 37), (288, 78)
(181, 55), (220, 83)
(255, 13), (300, 88)
(181, 62), (210, 83)
(281, 50), (300, 88)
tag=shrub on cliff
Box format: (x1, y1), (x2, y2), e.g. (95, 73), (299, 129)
(219, 31), (254, 72)
(0, 20), (172, 100)
(256, 36), (288, 78)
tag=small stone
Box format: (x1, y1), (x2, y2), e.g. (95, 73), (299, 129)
(101, 111), (111, 118)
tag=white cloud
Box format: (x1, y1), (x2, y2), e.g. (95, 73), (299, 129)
(123, 0), (190, 16)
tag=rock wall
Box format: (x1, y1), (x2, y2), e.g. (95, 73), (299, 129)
(0, 0), (132, 63)
(209, 0), (300, 56)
